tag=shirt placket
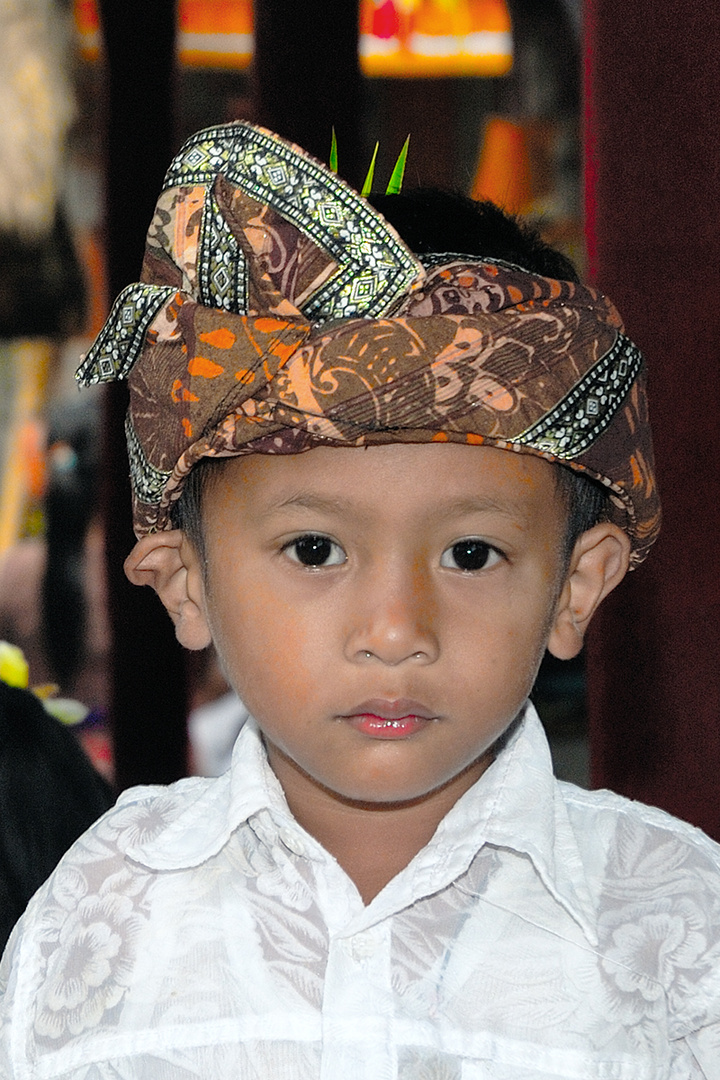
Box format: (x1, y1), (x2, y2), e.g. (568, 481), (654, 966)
(320, 917), (396, 1080)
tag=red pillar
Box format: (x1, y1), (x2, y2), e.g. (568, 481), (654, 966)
(584, 0), (720, 836)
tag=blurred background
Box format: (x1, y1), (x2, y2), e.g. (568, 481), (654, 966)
(1, 0), (719, 844)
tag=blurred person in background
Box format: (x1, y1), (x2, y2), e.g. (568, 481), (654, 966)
(0, 677), (113, 955)
(0, 0), (84, 338)
(0, 399), (112, 776)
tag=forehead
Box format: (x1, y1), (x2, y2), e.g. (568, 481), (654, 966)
(203, 443), (563, 529)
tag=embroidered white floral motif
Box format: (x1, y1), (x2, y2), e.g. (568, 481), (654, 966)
(35, 890), (147, 1039)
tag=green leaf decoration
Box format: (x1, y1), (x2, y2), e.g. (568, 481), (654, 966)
(361, 142), (379, 196)
(329, 127), (338, 174)
(386, 136), (410, 195)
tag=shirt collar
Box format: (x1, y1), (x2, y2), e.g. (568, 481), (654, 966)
(126, 703), (597, 946)
(124, 716), (294, 869)
(444, 703), (599, 946)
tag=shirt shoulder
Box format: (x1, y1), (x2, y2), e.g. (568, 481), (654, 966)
(0, 774), (220, 1068)
(557, 781), (720, 1041)
(560, 779), (720, 866)
(0, 773), (212, 985)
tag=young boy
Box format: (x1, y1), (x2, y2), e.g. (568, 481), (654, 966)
(1, 122), (718, 1079)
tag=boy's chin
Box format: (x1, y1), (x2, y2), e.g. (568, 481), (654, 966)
(266, 738), (497, 812)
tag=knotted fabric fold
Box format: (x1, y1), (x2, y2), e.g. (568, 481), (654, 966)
(77, 122), (659, 565)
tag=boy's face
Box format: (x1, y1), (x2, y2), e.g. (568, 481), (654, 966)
(189, 442), (584, 809)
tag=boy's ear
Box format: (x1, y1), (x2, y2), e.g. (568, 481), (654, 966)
(124, 531), (212, 650)
(547, 523), (631, 661)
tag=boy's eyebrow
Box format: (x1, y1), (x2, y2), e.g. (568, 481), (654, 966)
(263, 492), (535, 522)
(430, 496), (540, 529)
(264, 492), (354, 516)
(440, 496), (529, 517)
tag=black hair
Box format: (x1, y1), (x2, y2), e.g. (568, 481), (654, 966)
(554, 465), (610, 567)
(170, 455), (221, 560)
(0, 681), (113, 952)
(368, 189), (580, 284)
(171, 190), (607, 558)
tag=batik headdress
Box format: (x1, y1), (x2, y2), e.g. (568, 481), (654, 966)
(77, 122), (660, 566)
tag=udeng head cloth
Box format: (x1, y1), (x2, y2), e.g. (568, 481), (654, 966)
(77, 122), (660, 566)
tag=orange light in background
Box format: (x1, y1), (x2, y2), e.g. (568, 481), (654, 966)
(471, 117), (534, 214)
(471, 116), (560, 219)
(74, 0), (512, 76)
(74, 0), (253, 67)
(74, 0), (101, 60)
(179, 0), (253, 69)
(360, 0), (513, 76)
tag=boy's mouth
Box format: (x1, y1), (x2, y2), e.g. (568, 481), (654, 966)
(341, 699), (439, 739)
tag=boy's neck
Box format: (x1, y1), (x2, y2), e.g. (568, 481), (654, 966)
(267, 747), (493, 905)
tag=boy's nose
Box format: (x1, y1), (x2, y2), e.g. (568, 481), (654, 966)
(344, 569), (440, 666)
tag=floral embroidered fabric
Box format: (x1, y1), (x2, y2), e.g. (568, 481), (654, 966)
(75, 123), (659, 564)
(1, 704), (719, 1079)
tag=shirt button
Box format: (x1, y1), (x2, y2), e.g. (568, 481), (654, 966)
(279, 827), (305, 856)
(348, 932), (380, 960)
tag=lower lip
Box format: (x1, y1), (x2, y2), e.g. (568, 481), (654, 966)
(345, 713), (432, 739)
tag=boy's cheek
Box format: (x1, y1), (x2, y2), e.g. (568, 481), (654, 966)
(210, 587), (319, 711)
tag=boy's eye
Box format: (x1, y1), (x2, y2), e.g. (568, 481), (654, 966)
(284, 534), (346, 567)
(440, 538), (502, 572)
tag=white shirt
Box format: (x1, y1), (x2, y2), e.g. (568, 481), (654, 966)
(2, 703), (720, 1080)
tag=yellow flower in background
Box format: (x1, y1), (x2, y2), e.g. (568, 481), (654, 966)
(0, 641), (29, 688)
(43, 697), (89, 726)
(0, 642), (89, 723)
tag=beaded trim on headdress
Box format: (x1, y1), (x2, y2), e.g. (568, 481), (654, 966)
(76, 122), (659, 565)
(77, 123), (424, 389)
